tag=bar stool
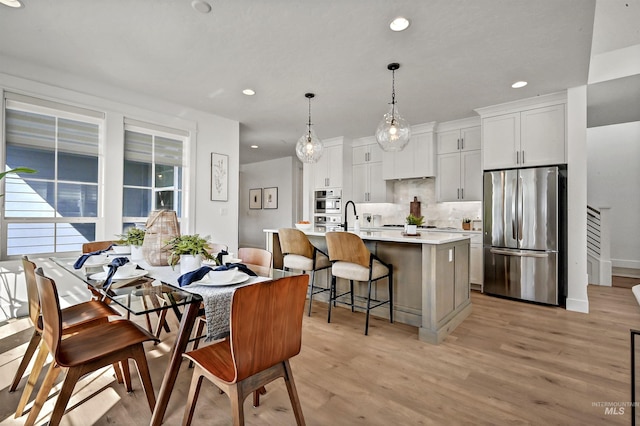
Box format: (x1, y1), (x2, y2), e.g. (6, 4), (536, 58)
(279, 228), (331, 316)
(325, 231), (393, 335)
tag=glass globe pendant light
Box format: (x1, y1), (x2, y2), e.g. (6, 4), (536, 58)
(375, 63), (411, 152)
(296, 93), (323, 163)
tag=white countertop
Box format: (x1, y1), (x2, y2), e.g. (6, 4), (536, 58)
(264, 228), (470, 245)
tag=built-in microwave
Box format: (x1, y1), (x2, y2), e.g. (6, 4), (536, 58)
(314, 189), (342, 200)
(315, 198), (341, 214)
(315, 215), (342, 231)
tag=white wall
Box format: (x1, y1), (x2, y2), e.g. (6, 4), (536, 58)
(0, 60), (240, 320)
(587, 121), (640, 269)
(239, 156), (298, 249)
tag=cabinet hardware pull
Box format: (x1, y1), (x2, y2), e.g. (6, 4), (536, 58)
(461, 138), (464, 150)
(516, 151), (520, 164)
(461, 188), (464, 199)
(522, 150), (525, 164)
(457, 188), (460, 199)
(457, 138), (460, 150)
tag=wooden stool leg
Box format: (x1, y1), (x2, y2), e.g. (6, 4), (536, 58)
(48, 367), (83, 426)
(113, 362), (124, 384)
(121, 359), (132, 392)
(252, 386), (267, 408)
(228, 384), (245, 426)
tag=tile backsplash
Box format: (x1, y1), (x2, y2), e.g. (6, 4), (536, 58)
(355, 178), (482, 229)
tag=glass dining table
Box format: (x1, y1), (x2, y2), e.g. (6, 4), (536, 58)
(51, 255), (293, 426)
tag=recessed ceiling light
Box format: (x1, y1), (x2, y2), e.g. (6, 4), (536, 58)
(250, 145), (259, 149)
(242, 89), (256, 96)
(191, 0), (211, 14)
(0, 0), (23, 8)
(389, 17), (410, 32)
(512, 81), (528, 88)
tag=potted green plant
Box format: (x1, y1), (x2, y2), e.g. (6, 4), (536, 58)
(117, 227), (146, 260)
(462, 218), (472, 230)
(164, 234), (214, 273)
(405, 214), (424, 235)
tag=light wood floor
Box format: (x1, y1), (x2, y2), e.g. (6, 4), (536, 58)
(1, 285), (640, 425)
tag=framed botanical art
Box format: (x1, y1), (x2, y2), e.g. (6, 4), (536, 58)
(211, 153), (228, 201)
(263, 187), (278, 209)
(249, 188), (262, 209)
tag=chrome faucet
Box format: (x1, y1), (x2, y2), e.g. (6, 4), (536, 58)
(343, 200), (357, 231)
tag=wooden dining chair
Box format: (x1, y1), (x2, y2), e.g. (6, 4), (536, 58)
(10, 256), (121, 418)
(237, 247), (272, 277)
(181, 274), (309, 426)
(189, 247), (273, 363)
(82, 240), (115, 254)
(25, 268), (158, 426)
(325, 231), (393, 335)
(278, 228), (331, 316)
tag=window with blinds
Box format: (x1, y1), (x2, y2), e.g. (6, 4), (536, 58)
(3, 93), (103, 256)
(123, 119), (186, 227)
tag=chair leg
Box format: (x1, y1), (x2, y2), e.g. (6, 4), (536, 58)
(24, 361), (62, 426)
(227, 383), (245, 426)
(154, 307), (169, 343)
(182, 368), (205, 426)
(307, 270), (314, 316)
(388, 267), (394, 324)
(121, 359), (133, 392)
(15, 341), (48, 418)
(283, 360), (306, 426)
(327, 275), (336, 323)
(140, 296), (153, 333)
(113, 362), (124, 384)
(189, 319), (206, 368)
(48, 367), (84, 426)
(10, 329), (41, 392)
(131, 345), (156, 412)
(365, 279), (373, 336)
(252, 386), (267, 408)
(349, 280), (355, 312)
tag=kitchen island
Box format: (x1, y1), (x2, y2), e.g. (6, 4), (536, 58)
(264, 228), (471, 344)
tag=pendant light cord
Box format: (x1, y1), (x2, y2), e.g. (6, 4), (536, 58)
(307, 96), (312, 140)
(390, 68), (397, 125)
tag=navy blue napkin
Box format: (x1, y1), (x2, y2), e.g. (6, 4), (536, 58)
(103, 257), (129, 288)
(178, 266), (213, 287)
(216, 250), (228, 265)
(216, 263), (257, 277)
(73, 244), (114, 269)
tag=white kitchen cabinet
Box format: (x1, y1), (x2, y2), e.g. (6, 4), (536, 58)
(382, 123), (436, 180)
(313, 144), (343, 188)
(436, 124), (481, 202)
(352, 139), (390, 202)
(482, 103), (566, 170)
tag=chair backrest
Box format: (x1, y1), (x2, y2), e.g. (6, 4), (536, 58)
(82, 240), (115, 253)
(33, 268), (63, 360)
(325, 232), (370, 268)
(278, 228), (314, 259)
(21, 256), (41, 329)
(207, 243), (228, 254)
(230, 274), (309, 382)
(238, 247), (272, 277)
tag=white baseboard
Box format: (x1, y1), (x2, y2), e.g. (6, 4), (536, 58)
(613, 259), (640, 269)
(566, 297), (589, 313)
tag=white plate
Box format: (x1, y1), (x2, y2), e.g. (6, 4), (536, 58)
(222, 258), (242, 264)
(106, 249), (131, 255)
(89, 270), (148, 281)
(193, 271), (250, 287)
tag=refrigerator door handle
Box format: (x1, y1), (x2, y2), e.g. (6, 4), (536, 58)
(518, 174), (524, 242)
(511, 177), (517, 240)
(490, 248), (549, 258)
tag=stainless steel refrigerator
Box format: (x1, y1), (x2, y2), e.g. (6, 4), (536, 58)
(483, 166), (566, 305)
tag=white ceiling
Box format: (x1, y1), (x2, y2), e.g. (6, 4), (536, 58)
(0, 0), (625, 164)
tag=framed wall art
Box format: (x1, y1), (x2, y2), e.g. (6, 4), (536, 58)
(249, 188), (262, 209)
(211, 153), (228, 201)
(263, 187), (278, 209)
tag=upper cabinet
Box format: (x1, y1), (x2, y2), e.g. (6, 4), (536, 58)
(382, 122), (436, 180)
(313, 141), (345, 189)
(476, 92), (567, 170)
(351, 137), (391, 202)
(436, 118), (482, 202)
